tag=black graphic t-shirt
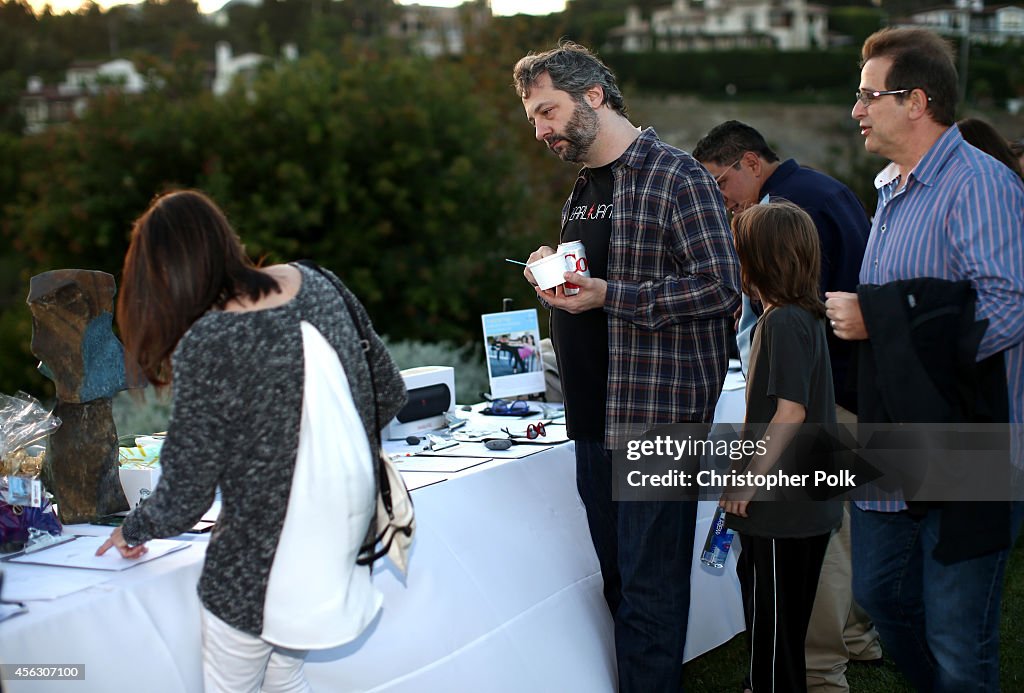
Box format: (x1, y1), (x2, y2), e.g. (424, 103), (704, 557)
(552, 163), (613, 441)
(726, 304), (842, 539)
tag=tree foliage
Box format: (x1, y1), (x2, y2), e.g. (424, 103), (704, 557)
(828, 7), (886, 46)
(5, 0), (1016, 401)
(0, 0), (399, 84)
(0, 47), (563, 396)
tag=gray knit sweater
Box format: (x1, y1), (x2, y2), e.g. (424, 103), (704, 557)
(121, 264), (407, 636)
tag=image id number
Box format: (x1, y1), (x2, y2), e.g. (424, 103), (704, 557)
(1, 664), (85, 680)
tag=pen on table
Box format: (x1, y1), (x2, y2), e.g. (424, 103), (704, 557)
(505, 259), (528, 266)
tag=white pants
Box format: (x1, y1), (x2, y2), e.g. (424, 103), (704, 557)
(201, 607), (312, 693)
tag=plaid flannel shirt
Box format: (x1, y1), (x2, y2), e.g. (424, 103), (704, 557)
(559, 128), (740, 449)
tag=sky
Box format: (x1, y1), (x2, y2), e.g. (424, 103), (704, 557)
(28, 0), (567, 18)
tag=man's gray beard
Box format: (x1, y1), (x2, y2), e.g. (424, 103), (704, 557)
(552, 101), (599, 163)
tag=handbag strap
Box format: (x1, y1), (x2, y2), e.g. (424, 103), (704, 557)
(295, 260), (382, 439)
(297, 261), (406, 568)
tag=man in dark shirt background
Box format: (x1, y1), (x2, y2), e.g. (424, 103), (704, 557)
(694, 121), (869, 414)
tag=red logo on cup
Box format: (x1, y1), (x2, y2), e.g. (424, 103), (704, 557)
(562, 252), (590, 293)
(563, 254), (578, 290)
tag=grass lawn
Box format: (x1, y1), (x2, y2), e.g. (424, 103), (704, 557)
(683, 533), (1024, 691)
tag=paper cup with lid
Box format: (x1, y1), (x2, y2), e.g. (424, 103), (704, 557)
(528, 252), (570, 290)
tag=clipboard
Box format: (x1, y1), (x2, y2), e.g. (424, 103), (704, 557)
(1, 533), (77, 561)
(5, 535), (190, 571)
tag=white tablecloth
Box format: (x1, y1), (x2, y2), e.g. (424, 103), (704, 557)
(0, 391), (746, 692)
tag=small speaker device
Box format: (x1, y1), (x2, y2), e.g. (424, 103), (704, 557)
(383, 366), (456, 440)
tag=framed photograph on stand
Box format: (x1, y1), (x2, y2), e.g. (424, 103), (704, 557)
(481, 309), (545, 399)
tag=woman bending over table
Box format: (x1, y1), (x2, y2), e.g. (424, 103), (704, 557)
(98, 189), (407, 692)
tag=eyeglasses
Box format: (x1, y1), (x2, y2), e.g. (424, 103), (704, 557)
(490, 399), (530, 415)
(714, 159), (742, 185)
(854, 88), (931, 107)
(502, 420), (550, 440)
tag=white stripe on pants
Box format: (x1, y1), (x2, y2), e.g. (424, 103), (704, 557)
(201, 607), (311, 693)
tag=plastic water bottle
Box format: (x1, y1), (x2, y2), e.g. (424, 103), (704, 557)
(700, 506), (735, 569)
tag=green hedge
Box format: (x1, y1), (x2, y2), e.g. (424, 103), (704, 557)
(606, 49), (864, 96)
(605, 44), (1024, 103)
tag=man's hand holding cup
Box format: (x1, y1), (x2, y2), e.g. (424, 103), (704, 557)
(524, 245), (556, 288)
(545, 272), (607, 313)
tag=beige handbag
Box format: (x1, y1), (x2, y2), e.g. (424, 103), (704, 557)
(360, 448), (415, 575)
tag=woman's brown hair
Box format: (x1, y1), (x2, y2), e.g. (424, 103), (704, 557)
(957, 117), (1024, 181)
(731, 200), (825, 319)
(117, 189), (280, 386)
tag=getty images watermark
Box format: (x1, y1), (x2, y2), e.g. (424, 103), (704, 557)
(611, 423), (1024, 503)
(623, 434), (856, 491)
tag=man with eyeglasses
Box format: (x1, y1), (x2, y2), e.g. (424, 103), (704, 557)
(513, 41), (740, 692)
(825, 27), (1024, 692)
(693, 121), (875, 693)
(692, 122), (868, 409)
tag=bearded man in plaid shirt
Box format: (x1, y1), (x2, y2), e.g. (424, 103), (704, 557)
(514, 41), (740, 692)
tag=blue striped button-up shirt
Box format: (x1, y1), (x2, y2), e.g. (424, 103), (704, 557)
(561, 128), (741, 449)
(858, 125), (1024, 512)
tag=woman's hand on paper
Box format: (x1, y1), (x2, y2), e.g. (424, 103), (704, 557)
(96, 526), (149, 559)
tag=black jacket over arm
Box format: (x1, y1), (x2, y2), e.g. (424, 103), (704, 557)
(857, 278), (1010, 563)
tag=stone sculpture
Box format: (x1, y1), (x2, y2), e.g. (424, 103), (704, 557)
(27, 269), (135, 523)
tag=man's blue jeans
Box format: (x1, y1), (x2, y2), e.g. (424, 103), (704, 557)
(575, 439), (696, 693)
(850, 504), (1023, 692)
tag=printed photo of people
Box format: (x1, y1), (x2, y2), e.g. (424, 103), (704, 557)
(486, 331), (541, 377)
(481, 309), (546, 400)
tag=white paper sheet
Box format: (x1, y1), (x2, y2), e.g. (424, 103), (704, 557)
(422, 441), (552, 459)
(394, 456), (492, 474)
(2, 565), (111, 601)
(9, 536), (190, 571)
(400, 472), (449, 491)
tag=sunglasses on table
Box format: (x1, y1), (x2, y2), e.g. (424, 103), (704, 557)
(493, 399), (529, 414)
(484, 421), (554, 450)
(501, 420), (551, 440)
(481, 399), (535, 417)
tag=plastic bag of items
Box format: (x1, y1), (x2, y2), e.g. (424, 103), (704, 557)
(0, 392), (62, 552)
(0, 392), (61, 466)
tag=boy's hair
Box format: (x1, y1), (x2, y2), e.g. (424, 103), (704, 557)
(512, 40), (627, 117)
(731, 201), (825, 318)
